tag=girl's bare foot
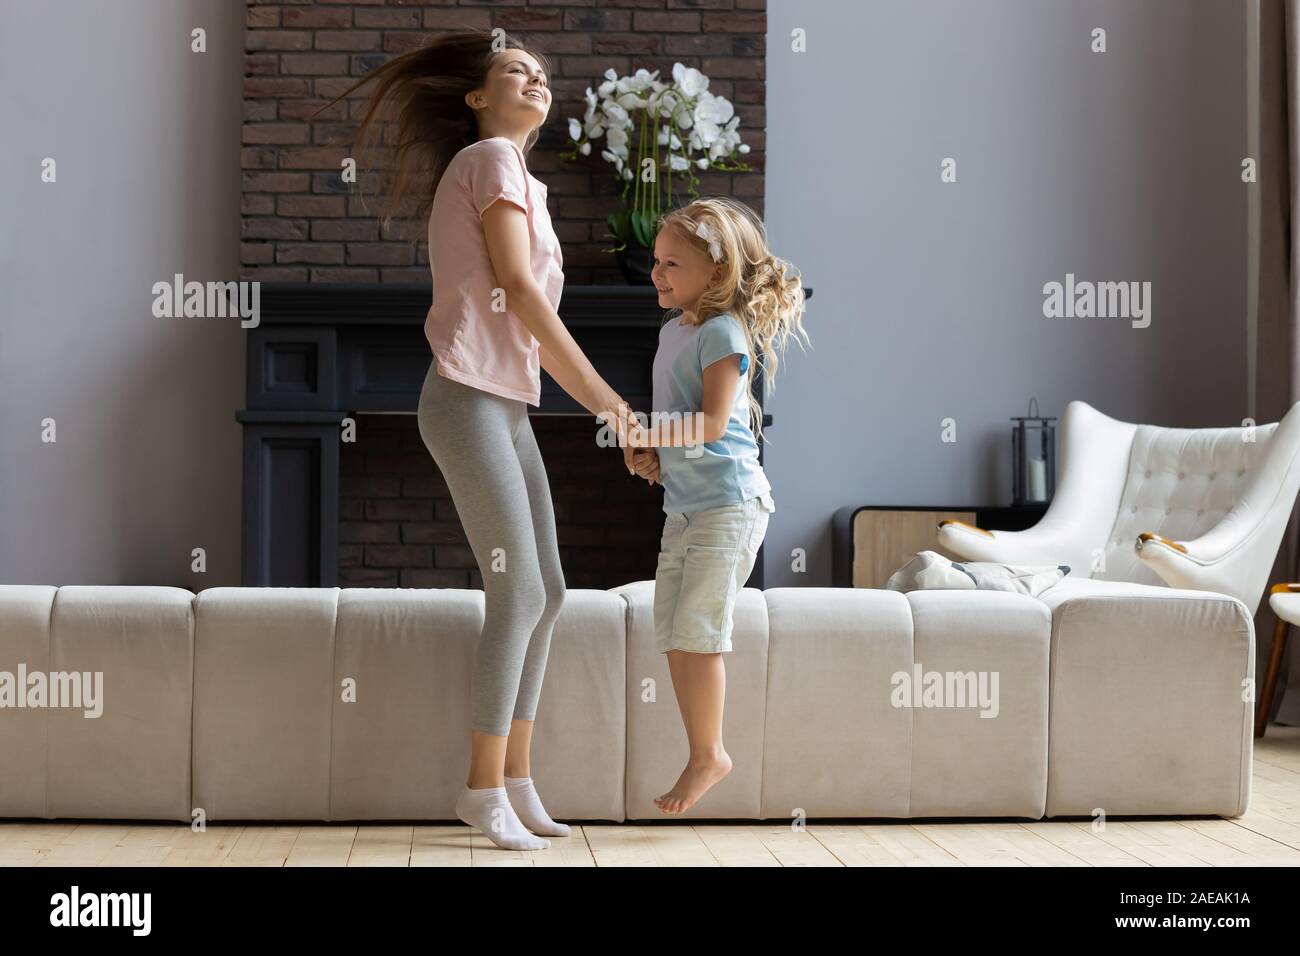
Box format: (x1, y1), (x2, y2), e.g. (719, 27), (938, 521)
(654, 750), (733, 814)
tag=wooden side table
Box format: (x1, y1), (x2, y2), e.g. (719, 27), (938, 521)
(831, 504), (1049, 589)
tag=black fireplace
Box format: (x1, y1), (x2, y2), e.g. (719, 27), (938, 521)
(236, 283), (802, 590)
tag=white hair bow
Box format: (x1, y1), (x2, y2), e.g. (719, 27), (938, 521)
(693, 219), (723, 263)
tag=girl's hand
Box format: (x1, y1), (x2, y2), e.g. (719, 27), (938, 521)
(632, 449), (660, 484)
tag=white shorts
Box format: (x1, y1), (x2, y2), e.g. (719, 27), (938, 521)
(653, 492), (775, 654)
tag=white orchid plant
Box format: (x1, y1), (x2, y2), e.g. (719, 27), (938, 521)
(562, 64), (751, 252)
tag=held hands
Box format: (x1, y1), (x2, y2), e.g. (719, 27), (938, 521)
(621, 410), (659, 486)
(600, 401), (651, 449)
(601, 401), (659, 485)
(618, 403), (651, 449)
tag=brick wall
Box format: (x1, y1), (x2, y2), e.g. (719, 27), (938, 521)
(339, 414), (666, 589)
(242, 0), (767, 285)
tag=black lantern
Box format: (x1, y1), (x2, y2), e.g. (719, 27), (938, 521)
(1012, 398), (1057, 505)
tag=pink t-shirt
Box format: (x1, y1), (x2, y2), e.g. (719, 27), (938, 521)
(424, 137), (564, 406)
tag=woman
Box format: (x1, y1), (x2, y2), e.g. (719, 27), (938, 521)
(323, 31), (638, 851)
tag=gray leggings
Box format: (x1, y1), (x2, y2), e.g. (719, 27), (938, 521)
(416, 358), (566, 737)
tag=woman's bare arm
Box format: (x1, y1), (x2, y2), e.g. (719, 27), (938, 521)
(481, 199), (629, 428)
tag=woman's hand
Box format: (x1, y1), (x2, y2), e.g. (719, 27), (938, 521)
(603, 402), (652, 450)
(623, 418), (653, 449)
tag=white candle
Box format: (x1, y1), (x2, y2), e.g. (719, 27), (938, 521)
(1027, 457), (1047, 501)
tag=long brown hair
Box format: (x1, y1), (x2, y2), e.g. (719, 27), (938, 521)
(658, 198), (810, 445)
(312, 30), (553, 236)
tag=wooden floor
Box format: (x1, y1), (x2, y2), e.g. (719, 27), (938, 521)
(3, 727), (1299, 867)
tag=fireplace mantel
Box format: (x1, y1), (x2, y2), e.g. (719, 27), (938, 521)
(235, 282), (808, 587)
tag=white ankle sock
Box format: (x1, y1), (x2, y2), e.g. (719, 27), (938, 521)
(504, 775), (572, 837)
(455, 785), (550, 851)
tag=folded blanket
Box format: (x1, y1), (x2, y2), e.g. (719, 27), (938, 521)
(885, 550), (1070, 597)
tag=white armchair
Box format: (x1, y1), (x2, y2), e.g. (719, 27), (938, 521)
(937, 399), (1300, 618)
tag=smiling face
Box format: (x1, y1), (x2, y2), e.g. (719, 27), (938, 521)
(467, 49), (551, 131)
(652, 223), (722, 321)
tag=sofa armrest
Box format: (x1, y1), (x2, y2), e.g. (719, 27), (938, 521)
(1134, 504), (1290, 615)
(936, 518), (993, 538)
(1035, 579), (1254, 817)
(935, 513), (1098, 573)
(1136, 531), (1187, 554)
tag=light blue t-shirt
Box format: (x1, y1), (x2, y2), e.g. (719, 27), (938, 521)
(650, 313), (771, 514)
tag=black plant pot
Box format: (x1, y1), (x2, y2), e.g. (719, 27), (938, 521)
(615, 245), (654, 285)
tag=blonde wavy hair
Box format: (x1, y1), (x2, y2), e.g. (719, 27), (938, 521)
(657, 197), (810, 444)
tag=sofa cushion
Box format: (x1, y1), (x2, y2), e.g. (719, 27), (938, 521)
(1036, 577), (1254, 817)
(761, 588), (1051, 819)
(905, 589), (1051, 818)
(520, 589), (627, 823)
(192, 588), (338, 821)
(329, 587), (626, 823)
(0, 585), (55, 818)
(762, 588), (916, 818)
(0, 586), (194, 821)
(616, 579), (768, 820)
(46, 586), (194, 822)
(329, 587), (479, 821)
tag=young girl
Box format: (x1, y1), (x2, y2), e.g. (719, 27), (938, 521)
(623, 197), (809, 814)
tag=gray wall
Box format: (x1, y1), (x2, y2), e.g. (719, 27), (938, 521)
(0, 0), (245, 586)
(764, 0), (1248, 586)
(0, 0), (1248, 592)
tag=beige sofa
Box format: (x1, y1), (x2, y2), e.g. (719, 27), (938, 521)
(0, 576), (1253, 823)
